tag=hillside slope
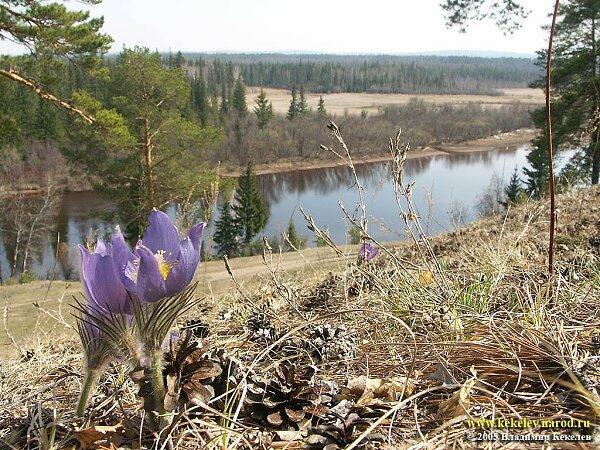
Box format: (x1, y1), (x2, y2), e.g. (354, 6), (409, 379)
(1, 186), (599, 448)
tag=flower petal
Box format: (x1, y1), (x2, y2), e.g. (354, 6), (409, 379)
(164, 237), (199, 296)
(142, 210), (181, 262)
(135, 244), (167, 303)
(359, 243), (379, 261)
(111, 226), (138, 293)
(81, 251), (129, 314)
(187, 222), (206, 252)
(94, 239), (109, 256)
(78, 244), (94, 303)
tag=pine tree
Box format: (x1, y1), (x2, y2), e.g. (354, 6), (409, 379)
(231, 77), (247, 116)
(233, 162), (268, 244)
(254, 89), (274, 129)
(214, 201), (241, 257)
(523, 134), (551, 199)
(0, 0), (111, 129)
(285, 220), (305, 250)
(173, 51), (185, 68)
(501, 167), (524, 208)
(528, 0), (600, 185)
(66, 47), (217, 235)
(192, 74), (209, 126)
(219, 84), (229, 115)
(441, 0), (528, 33)
(298, 86), (309, 116)
(287, 86), (299, 120)
(317, 96), (327, 117)
(33, 100), (60, 141)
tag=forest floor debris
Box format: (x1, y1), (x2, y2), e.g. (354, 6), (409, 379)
(1, 186), (599, 448)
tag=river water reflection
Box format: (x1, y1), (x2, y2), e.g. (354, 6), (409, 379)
(1, 146), (575, 280)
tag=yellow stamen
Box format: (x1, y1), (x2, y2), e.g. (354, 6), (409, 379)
(155, 250), (174, 280)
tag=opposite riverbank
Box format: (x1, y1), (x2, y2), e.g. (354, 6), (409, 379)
(220, 128), (537, 177)
(1, 128), (537, 197)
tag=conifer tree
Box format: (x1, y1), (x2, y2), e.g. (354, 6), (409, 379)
(192, 74), (209, 126)
(501, 167), (524, 208)
(173, 51), (185, 68)
(527, 0), (600, 185)
(298, 86), (309, 116)
(231, 77), (247, 116)
(33, 100), (60, 141)
(254, 89), (274, 129)
(0, 0), (112, 126)
(285, 220), (305, 250)
(210, 92), (220, 116)
(523, 134), (552, 199)
(219, 85), (229, 115)
(287, 86), (299, 120)
(317, 96), (327, 117)
(66, 47), (218, 235)
(214, 201), (241, 257)
(441, 0), (528, 33)
(233, 162), (268, 244)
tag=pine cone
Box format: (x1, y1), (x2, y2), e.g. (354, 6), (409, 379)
(162, 331), (223, 411)
(246, 312), (278, 344)
(305, 400), (388, 449)
(205, 348), (243, 409)
(306, 324), (358, 363)
(304, 273), (340, 310)
(245, 362), (327, 429)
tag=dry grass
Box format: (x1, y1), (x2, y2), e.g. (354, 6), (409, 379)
(246, 87), (544, 116)
(1, 127), (599, 448)
(1, 185), (598, 448)
(0, 246), (351, 354)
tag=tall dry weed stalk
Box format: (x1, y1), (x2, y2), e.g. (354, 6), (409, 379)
(546, 0), (560, 276)
(311, 122), (451, 302)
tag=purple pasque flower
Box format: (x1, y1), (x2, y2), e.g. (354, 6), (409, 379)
(79, 239), (130, 316)
(112, 210), (205, 303)
(359, 242), (379, 261)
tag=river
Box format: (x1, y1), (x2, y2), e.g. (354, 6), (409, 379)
(0, 146), (576, 281)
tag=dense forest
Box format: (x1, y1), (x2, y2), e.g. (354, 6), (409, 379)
(175, 53), (540, 94)
(0, 51), (534, 192)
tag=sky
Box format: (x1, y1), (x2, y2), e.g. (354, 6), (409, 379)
(1, 0), (551, 55)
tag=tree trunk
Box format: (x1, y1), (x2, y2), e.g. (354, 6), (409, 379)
(143, 118), (156, 208)
(592, 137), (600, 185)
(22, 186), (53, 273)
(593, 17), (600, 185)
(593, 16), (597, 78)
(12, 229), (21, 278)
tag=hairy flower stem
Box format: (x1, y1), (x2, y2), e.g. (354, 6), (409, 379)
(76, 368), (100, 417)
(149, 349), (168, 429)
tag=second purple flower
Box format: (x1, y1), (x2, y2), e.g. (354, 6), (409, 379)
(112, 210), (206, 303)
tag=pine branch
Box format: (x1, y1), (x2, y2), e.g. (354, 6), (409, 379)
(0, 67), (96, 125)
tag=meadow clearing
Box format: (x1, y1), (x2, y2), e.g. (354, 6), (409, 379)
(246, 87), (545, 116)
